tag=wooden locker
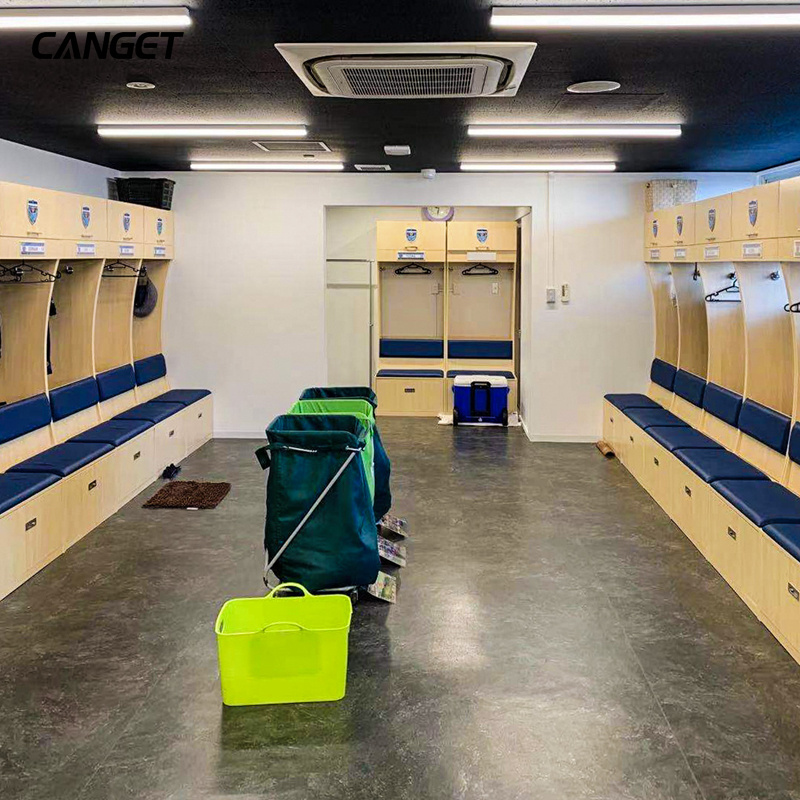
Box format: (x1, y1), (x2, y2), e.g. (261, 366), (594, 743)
(761, 537), (800, 653)
(0, 182), (60, 239)
(154, 415), (187, 470)
(184, 396), (214, 454)
(107, 200), (145, 243)
(670, 460), (710, 554)
(144, 207), (174, 246)
(61, 464), (105, 550)
(375, 377), (444, 416)
(779, 175), (800, 238)
(731, 183), (780, 241)
(669, 203), (696, 247)
(61, 193), (108, 242)
(602, 400), (617, 453)
(446, 220), (517, 253)
(376, 221), (446, 261)
(641, 437), (674, 516)
(694, 194), (732, 243)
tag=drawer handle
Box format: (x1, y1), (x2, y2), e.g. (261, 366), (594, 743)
(133, 451), (141, 461)
(789, 583), (800, 601)
(653, 457), (659, 467)
(88, 480), (97, 491)
(169, 429), (175, 437)
(404, 388), (416, 394)
(25, 518), (37, 531)
(684, 486), (692, 497)
(727, 526), (737, 541)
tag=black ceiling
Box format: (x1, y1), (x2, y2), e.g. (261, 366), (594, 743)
(2, 0), (800, 172)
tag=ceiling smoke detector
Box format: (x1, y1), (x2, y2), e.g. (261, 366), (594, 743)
(275, 42), (536, 99)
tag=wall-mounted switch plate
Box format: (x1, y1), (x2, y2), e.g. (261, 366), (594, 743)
(561, 283), (570, 303)
(546, 286), (557, 304)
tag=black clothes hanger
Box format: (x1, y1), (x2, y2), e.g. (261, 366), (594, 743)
(103, 260), (141, 277)
(0, 261), (58, 284)
(394, 264), (431, 275)
(461, 263), (499, 276)
(705, 274), (740, 303)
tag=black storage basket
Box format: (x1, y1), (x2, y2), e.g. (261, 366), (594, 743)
(113, 178), (175, 210)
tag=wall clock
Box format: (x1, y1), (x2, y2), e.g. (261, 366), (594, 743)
(423, 206), (455, 222)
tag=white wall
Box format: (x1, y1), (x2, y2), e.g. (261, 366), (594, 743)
(135, 170), (756, 439)
(0, 138), (117, 197)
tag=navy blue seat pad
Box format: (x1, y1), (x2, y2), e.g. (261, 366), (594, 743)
(703, 383), (743, 427)
(650, 359), (677, 392)
(447, 370), (515, 379)
(673, 370), (706, 408)
(676, 449), (768, 483)
(624, 407), (689, 429)
(114, 401), (184, 424)
(8, 441), (113, 478)
(151, 389), (211, 406)
(70, 419), (153, 447)
(134, 354), (167, 386)
(376, 369), (443, 378)
(713, 480), (800, 527)
(0, 394), (51, 445)
(0, 472), (60, 515)
(763, 523), (800, 562)
(647, 426), (722, 453)
(604, 393), (660, 411)
(96, 364), (136, 402)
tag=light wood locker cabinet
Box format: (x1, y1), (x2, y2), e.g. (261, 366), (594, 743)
(761, 537), (800, 653)
(60, 193), (108, 242)
(446, 220), (517, 253)
(144, 207), (174, 246)
(779, 176), (800, 260)
(641, 437), (673, 516)
(185, 396), (213, 454)
(375, 378), (444, 416)
(61, 463), (106, 550)
(107, 200), (144, 243)
(603, 401), (618, 456)
(694, 194), (732, 244)
(668, 203), (696, 246)
(646, 210), (668, 248)
(376, 221), (446, 261)
(154, 415), (187, 470)
(0, 182), (60, 239)
(731, 182), (780, 241)
(99, 432), (156, 514)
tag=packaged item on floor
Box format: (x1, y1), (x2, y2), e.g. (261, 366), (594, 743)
(378, 535), (407, 567)
(366, 571), (398, 603)
(380, 513), (409, 539)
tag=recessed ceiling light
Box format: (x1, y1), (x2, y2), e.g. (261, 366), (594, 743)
(491, 5), (800, 29)
(467, 124), (681, 138)
(0, 7), (190, 30)
(384, 145), (411, 156)
(460, 162), (616, 172)
(567, 80), (620, 94)
(190, 162), (344, 172)
(126, 81), (156, 91)
(98, 125), (307, 139)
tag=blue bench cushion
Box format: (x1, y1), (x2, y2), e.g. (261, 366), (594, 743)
(650, 359), (677, 392)
(0, 394), (51, 445)
(703, 383), (743, 427)
(151, 389), (211, 406)
(624, 408), (689, 429)
(0, 472), (60, 515)
(447, 369), (514, 379)
(49, 377), (99, 421)
(676, 449), (768, 483)
(8, 441), (113, 478)
(379, 339), (443, 359)
(738, 399), (790, 454)
(134, 354), (167, 386)
(447, 340), (513, 360)
(788, 423), (800, 466)
(604, 393), (660, 411)
(647, 426), (722, 453)
(763, 523), (800, 562)
(97, 365), (136, 401)
(673, 370), (706, 408)
(70, 419), (153, 447)
(713, 480), (800, 527)
(377, 369), (444, 378)
(114, 401), (184, 424)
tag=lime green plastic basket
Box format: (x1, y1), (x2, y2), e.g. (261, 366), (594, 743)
(215, 583), (353, 706)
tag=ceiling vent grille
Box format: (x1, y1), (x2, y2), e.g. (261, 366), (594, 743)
(276, 43), (537, 99)
(253, 140), (330, 153)
(355, 164), (392, 172)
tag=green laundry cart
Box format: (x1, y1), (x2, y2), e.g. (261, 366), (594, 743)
(256, 414), (380, 592)
(298, 387), (392, 520)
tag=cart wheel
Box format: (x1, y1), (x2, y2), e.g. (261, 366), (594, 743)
(453, 409), (459, 426)
(349, 589), (360, 606)
(501, 408), (508, 427)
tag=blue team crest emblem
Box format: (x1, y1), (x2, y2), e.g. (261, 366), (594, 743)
(27, 199), (38, 225)
(81, 205), (91, 229)
(676, 215), (683, 236)
(405, 227), (417, 243)
(708, 208), (716, 232)
(123, 212), (131, 233)
(156, 218), (164, 236)
(652, 219), (658, 238)
(749, 200), (758, 226)
(476, 227), (488, 243)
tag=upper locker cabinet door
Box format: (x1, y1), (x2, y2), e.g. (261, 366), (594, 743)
(376, 221), (446, 258)
(107, 200), (144, 243)
(669, 203), (696, 246)
(732, 183), (780, 240)
(447, 220), (517, 252)
(144, 207), (173, 246)
(644, 212), (660, 248)
(62, 193), (108, 241)
(694, 194), (732, 243)
(0, 182), (59, 238)
(779, 175), (800, 237)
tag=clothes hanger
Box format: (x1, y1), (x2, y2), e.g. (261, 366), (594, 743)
(0, 261), (58, 284)
(705, 274), (740, 303)
(461, 263), (499, 276)
(394, 264), (432, 275)
(103, 260), (141, 277)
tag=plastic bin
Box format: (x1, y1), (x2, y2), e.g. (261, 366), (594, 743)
(215, 583), (353, 706)
(112, 178), (175, 209)
(452, 374), (510, 425)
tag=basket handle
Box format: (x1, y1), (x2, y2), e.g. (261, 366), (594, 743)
(259, 621), (308, 634)
(266, 582), (311, 599)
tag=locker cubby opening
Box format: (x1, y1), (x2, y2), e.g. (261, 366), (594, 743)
(94, 259), (138, 374)
(446, 262), (515, 341)
(671, 263), (708, 379)
(379, 264), (444, 341)
(133, 260), (169, 362)
(647, 263), (679, 367)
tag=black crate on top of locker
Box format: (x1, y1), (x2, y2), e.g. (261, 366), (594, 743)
(112, 178), (175, 210)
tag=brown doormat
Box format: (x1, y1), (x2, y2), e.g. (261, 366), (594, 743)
(144, 481), (231, 510)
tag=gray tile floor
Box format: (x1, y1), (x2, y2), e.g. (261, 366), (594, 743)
(2, 420), (800, 799)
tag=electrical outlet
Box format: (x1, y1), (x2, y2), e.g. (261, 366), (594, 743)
(561, 283), (570, 303)
(546, 286), (557, 304)
(492, 282), (499, 295)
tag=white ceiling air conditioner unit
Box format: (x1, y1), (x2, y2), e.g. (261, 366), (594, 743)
(275, 42), (537, 99)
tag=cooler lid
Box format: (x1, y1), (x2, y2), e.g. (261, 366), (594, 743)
(453, 374), (509, 388)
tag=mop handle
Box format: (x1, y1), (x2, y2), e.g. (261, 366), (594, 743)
(264, 449), (358, 578)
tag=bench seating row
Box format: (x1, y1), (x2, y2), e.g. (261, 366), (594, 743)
(604, 359), (800, 663)
(0, 354), (212, 601)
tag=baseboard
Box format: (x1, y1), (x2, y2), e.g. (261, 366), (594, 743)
(525, 433), (599, 443)
(214, 430), (265, 439)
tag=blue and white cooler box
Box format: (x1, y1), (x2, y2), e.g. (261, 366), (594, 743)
(452, 374), (510, 425)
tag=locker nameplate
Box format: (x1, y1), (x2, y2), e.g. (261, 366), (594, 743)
(77, 243), (96, 256)
(704, 245), (720, 259)
(742, 242), (762, 258)
(153, 246), (166, 257)
(794, 240), (800, 258)
(649, 249), (661, 260)
(119, 244), (135, 257)
(673, 248), (687, 259)
(467, 251), (496, 261)
(20, 241), (45, 255)
(397, 251), (425, 260)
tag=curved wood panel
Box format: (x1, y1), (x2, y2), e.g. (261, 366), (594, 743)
(133, 260), (169, 361)
(94, 260), (138, 374)
(672, 263), (708, 378)
(647, 263), (679, 366)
